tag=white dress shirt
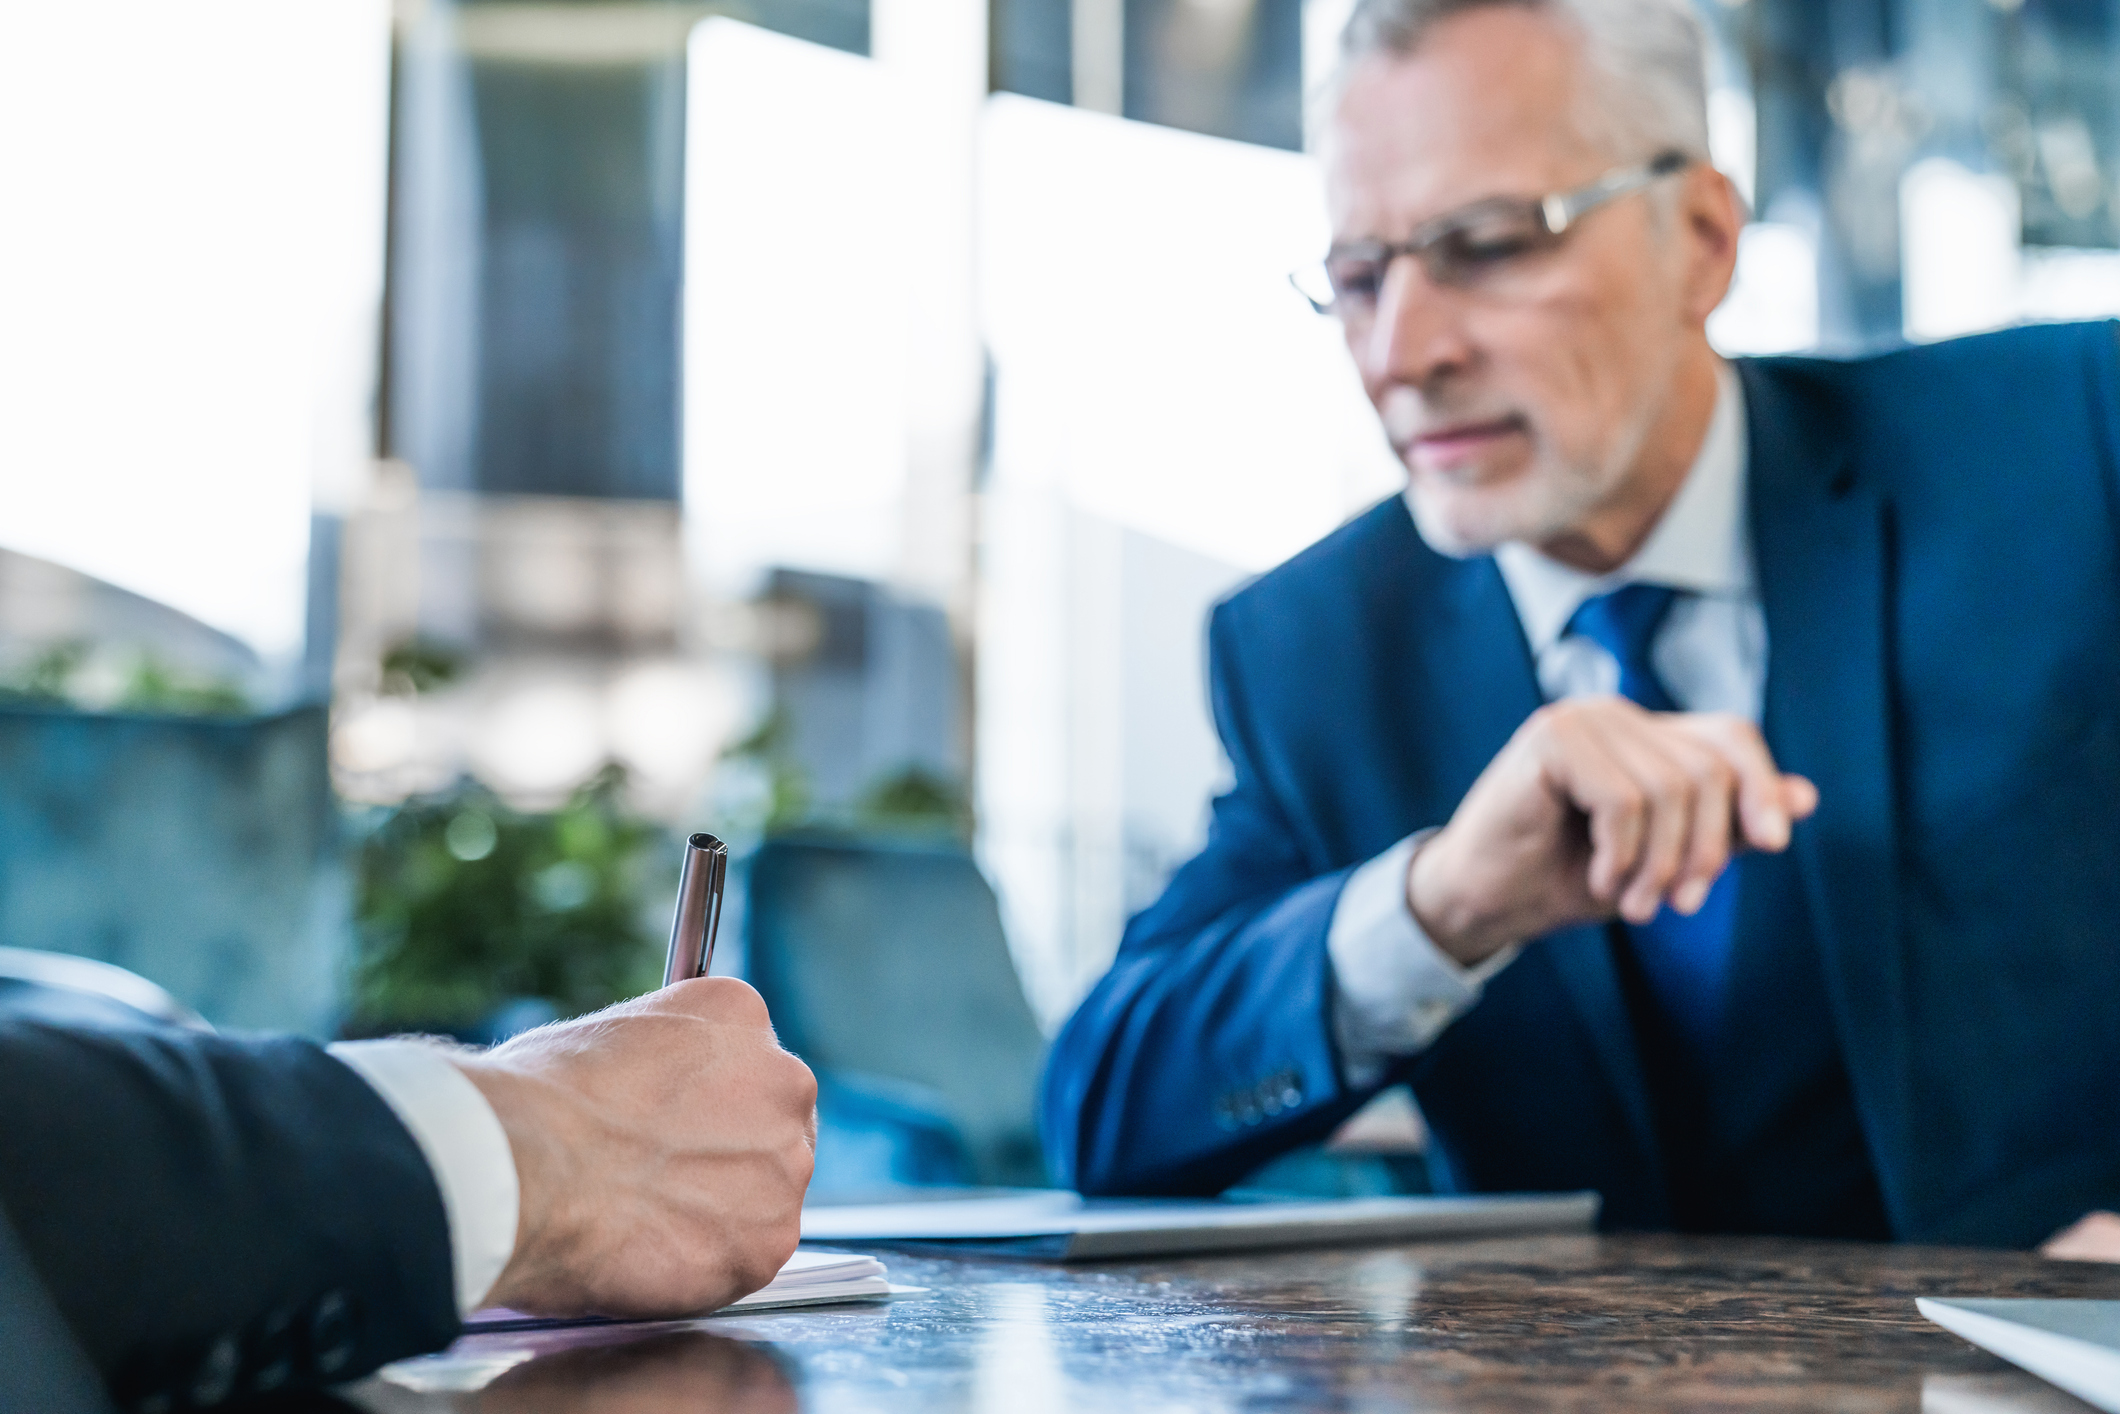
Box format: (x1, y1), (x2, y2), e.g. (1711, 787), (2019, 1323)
(327, 1040), (519, 1315)
(1329, 364), (1765, 1086)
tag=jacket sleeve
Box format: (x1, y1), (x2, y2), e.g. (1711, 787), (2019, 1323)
(1039, 601), (1388, 1195)
(0, 1020), (462, 1410)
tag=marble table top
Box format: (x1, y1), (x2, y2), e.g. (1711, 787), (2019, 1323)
(361, 1232), (2120, 1413)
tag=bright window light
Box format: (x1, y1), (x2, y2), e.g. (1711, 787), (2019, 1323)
(2020, 247), (2120, 324)
(1709, 222), (1820, 356)
(0, 0), (390, 663)
(975, 96), (1401, 1021)
(683, 19), (913, 595)
(980, 94), (1401, 573)
(1901, 157), (2022, 343)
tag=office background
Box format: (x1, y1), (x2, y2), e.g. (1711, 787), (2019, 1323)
(3, 0), (2117, 1191)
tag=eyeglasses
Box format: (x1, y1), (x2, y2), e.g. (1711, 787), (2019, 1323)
(1290, 150), (1692, 319)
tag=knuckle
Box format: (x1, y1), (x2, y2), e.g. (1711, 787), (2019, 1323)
(1605, 780), (1646, 816)
(787, 1056), (820, 1108)
(694, 977), (772, 1025)
(1720, 712), (1764, 744)
(1647, 760), (1691, 803)
(786, 1138), (817, 1189)
(1525, 701), (1568, 738)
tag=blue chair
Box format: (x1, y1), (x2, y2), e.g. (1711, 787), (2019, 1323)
(744, 835), (1048, 1193)
(0, 704), (340, 1035)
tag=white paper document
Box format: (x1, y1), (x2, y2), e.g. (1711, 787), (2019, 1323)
(464, 1248), (898, 1331)
(800, 1188), (1599, 1259)
(718, 1249), (895, 1312)
(1918, 1298), (2120, 1414)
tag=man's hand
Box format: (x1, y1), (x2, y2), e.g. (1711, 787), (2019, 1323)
(1409, 697), (1819, 965)
(451, 977), (817, 1319)
(2042, 1211), (2120, 1263)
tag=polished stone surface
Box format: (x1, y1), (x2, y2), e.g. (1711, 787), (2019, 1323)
(363, 1234), (2120, 1412)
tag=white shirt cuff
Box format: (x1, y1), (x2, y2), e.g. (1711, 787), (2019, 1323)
(1327, 830), (1520, 1087)
(328, 1039), (519, 1315)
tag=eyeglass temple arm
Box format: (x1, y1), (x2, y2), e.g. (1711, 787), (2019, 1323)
(1540, 150), (1692, 234)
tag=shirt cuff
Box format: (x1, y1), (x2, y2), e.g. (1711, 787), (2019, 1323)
(1326, 830), (1520, 1087)
(328, 1039), (519, 1315)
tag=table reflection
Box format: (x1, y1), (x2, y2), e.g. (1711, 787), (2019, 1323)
(348, 1328), (796, 1414)
(1923, 1372), (2103, 1414)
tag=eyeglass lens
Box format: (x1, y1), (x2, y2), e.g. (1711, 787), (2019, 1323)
(1325, 199), (1561, 314)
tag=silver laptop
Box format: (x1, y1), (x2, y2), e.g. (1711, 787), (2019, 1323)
(1919, 1299), (2120, 1413)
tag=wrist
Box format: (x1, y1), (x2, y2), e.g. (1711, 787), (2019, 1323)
(448, 1057), (563, 1310)
(1406, 829), (1510, 967)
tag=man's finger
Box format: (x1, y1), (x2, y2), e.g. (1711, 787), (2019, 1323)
(1676, 714), (1792, 851)
(1661, 733), (1735, 915)
(1536, 710), (1647, 903)
(1592, 718), (1702, 922)
(657, 975), (773, 1027)
(2041, 1210), (2120, 1263)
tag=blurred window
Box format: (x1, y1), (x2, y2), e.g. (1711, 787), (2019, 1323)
(387, 0), (870, 504)
(991, 0), (1303, 151)
(0, 0), (390, 664)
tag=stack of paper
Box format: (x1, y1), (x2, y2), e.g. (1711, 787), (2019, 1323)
(719, 1249), (892, 1312)
(464, 1248), (895, 1332)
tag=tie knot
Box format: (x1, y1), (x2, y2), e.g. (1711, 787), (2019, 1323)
(1565, 583), (1679, 712)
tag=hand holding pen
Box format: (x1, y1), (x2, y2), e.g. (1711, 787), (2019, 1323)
(453, 827), (817, 1319)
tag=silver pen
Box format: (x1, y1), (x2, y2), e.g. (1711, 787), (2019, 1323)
(662, 832), (729, 986)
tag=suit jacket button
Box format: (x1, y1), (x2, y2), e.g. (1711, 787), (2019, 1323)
(251, 1307), (297, 1392)
(311, 1290), (357, 1376)
(189, 1335), (240, 1406)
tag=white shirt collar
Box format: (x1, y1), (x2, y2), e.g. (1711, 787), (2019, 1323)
(1483, 362), (1751, 654)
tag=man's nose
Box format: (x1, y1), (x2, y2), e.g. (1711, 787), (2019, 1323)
(1361, 256), (1476, 391)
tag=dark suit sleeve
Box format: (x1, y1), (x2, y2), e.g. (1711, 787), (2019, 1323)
(0, 1200), (113, 1414)
(1039, 603), (1385, 1195)
(0, 1021), (461, 1410)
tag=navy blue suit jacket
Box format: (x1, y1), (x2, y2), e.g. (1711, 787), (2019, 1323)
(0, 1021), (460, 1410)
(1041, 322), (2120, 1246)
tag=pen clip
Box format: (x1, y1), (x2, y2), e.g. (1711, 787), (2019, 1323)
(701, 841), (728, 975)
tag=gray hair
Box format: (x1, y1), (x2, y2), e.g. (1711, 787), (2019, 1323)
(1335, 0), (1712, 163)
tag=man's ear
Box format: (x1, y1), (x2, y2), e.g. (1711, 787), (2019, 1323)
(1679, 165), (1744, 327)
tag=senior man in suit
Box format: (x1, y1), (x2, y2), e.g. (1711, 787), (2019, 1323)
(0, 979), (816, 1411)
(1041, 0), (2120, 1256)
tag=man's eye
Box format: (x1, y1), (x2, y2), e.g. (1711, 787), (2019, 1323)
(1327, 260), (1385, 303)
(1437, 223), (1544, 267)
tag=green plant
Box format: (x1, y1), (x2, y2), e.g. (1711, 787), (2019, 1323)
(854, 764), (972, 840)
(0, 643), (85, 706)
(720, 708), (813, 833)
(113, 654), (250, 716)
(379, 638), (466, 695)
(349, 765), (670, 1030)
(0, 642), (249, 715)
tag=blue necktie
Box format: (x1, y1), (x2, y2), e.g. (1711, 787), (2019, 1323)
(1563, 584), (1736, 1055)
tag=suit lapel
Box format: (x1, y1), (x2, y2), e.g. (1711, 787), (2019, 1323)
(1741, 360), (1912, 1211)
(1402, 541), (1543, 805)
(1401, 529), (1668, 1194)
